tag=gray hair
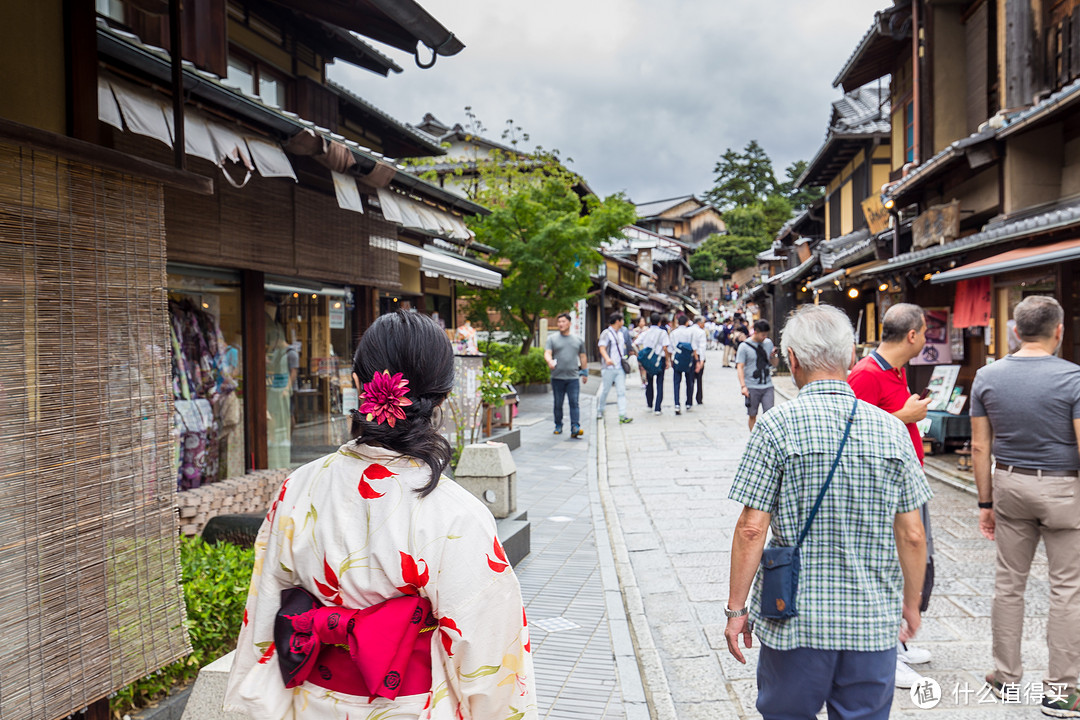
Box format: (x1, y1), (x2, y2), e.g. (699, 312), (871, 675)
(1014, 295), (1063, 341)
(881, 303), (925, 343)
(780, 304), (855, 375)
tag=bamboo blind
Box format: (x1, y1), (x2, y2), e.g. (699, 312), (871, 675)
(0, 140), (189, 720)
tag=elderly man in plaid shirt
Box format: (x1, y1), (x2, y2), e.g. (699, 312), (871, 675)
(724, 304), (932, 720)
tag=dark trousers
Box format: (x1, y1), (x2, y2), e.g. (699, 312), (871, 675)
(757, 644), (896, 720)
(550, 377), (580, 429)
(694, 363), (704, 404)
(672, 368), (694, 408)
(645, 368), (665, 411)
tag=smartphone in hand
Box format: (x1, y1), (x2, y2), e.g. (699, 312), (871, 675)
(918, 387), (931, 400)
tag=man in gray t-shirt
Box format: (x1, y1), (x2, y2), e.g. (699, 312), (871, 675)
(970, 295), (1080, 712)
(544, 313), (588, 437)
(736, 319), (779, 430)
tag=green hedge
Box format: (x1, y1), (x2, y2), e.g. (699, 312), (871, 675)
(111, 536), (254, 717)
(480, 341), (550, 385)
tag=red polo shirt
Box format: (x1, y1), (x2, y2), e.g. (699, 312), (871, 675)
(848, 350), (925, 465)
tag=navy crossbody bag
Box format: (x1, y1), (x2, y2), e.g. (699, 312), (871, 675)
(758, 396), (858, 620)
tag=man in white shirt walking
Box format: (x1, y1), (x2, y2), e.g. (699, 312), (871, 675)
(597, 312), (633, 425)
(690, 315), (708, 407)
(638, 313), (673, 415)
(670, 315), (697, 415)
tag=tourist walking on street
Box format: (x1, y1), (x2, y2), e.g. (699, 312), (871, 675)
(691, 315), (708, 406)
(736, 319), (778, 431)
(638, 312), (672, 415)
(631, 316), (649, 389)
(971, 295), (1080, 716)
(544, 312), (588, 438)
(597, 312), (633, 424)
(721, 317), (736, 367)
(670, 314), (697, 415)
(724, 303), (931, 720)
(848, 302), (936, 689)
(226, 311), (536, 720)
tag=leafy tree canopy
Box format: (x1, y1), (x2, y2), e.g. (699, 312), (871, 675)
(444, 111), (635, 353)
(464, 179), (636, 352)
(696, 233), (772, 273)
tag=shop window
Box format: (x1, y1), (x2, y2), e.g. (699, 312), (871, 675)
(265, 283), (354, 467)
(95, 0), (124, 21)
(226, 53), (289, 108)
(226, 56), (255, 96)
(167, 267), (245, 489)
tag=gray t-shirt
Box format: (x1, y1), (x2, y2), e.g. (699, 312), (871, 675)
(736, 339), (774, 388)
(971, 354), (1080, 470)
(546, 332), (586, 380)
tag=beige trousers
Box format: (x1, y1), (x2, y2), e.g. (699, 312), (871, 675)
(992, 467), (1080, 690)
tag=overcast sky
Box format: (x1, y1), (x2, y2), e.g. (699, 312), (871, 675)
(329, 0), (888, 204)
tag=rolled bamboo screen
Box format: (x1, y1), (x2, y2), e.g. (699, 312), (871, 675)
(0, 140), (189, 720)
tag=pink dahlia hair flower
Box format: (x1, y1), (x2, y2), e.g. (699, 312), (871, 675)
(358, 370), (413, 428)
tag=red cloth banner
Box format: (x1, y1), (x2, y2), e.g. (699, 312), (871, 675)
(952, 276), (991, 328)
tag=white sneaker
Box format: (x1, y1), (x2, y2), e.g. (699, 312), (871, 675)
(653, 410), (661, 416)
(674, 405), (681, 415)
(895, 659), (925, 689)
(898, 642), (932, 665)
(685, 405), (692, 413)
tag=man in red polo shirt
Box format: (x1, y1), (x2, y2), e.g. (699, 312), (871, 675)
(848, 302), (934, 690)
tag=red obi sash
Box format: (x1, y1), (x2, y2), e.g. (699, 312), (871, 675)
(274, 587), (436, 699)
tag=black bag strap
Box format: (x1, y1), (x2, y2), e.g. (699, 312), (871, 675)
(796, 395), (859, 549)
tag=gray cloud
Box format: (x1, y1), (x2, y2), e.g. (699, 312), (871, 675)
(330, 0), (888, 203)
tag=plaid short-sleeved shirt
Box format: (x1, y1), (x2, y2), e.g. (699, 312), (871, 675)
(729, 379), (932, 652)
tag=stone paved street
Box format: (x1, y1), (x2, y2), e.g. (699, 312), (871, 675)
(510, 385), (642, 720)
(597, 347), (1055, 719)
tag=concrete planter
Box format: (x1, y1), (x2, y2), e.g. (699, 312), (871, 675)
(516, 382), (550, 394)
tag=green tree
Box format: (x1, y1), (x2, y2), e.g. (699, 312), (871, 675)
(705, 140), (779, 210)
(776, 159), (823, 213)
(463, 178), (636, 354)
(688, 242), (727, 281)
(696, 232), (771, 273)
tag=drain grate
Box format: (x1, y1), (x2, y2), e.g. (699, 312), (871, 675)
(531, 616), (581, 633)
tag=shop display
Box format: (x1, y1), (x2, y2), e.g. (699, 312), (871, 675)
(169, 297), (240, 490)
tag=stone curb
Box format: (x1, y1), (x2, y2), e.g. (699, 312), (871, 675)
(594, 411), (675, 720)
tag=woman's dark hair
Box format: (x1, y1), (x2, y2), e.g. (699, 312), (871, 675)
(350, 311), (454, 496)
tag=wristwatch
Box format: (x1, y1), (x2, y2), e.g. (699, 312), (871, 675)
(724, 604), (748, 618)
(978, 501), (993, 509)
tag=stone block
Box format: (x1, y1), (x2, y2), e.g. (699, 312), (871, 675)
(496, 510), (530, 565)
(179, 651), (248, 720)
(454, 442), (517, 518)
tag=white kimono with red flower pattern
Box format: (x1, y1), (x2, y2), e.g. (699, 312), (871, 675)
(224, 443), (537, 720)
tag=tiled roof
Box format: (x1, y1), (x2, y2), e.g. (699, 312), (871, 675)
(634, 195), (697, 218)
(819, 228), (876, 270)
(885, 127), (995, 201)
(326, 80), (444, 155)
(831, 85), (891, 135)
(797, 86), (890, 188)
(859, 198), (1080, 275)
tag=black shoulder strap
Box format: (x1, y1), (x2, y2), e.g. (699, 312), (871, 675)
(796, 396), (859, 548)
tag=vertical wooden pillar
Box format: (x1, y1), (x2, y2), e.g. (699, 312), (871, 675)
(243, 270), (267, 469)
(64, 0), (98, 143)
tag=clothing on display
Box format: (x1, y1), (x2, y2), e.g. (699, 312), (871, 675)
(169, 298), (239, 491)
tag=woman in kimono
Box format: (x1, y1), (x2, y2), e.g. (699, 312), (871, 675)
(225, 311), (537, 720)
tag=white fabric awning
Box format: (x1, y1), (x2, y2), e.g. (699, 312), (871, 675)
(379, 188), (471, 241)
(100, 73), (296, 184)
(332, 171), (364, 214)
(396, 241), (501, 289)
